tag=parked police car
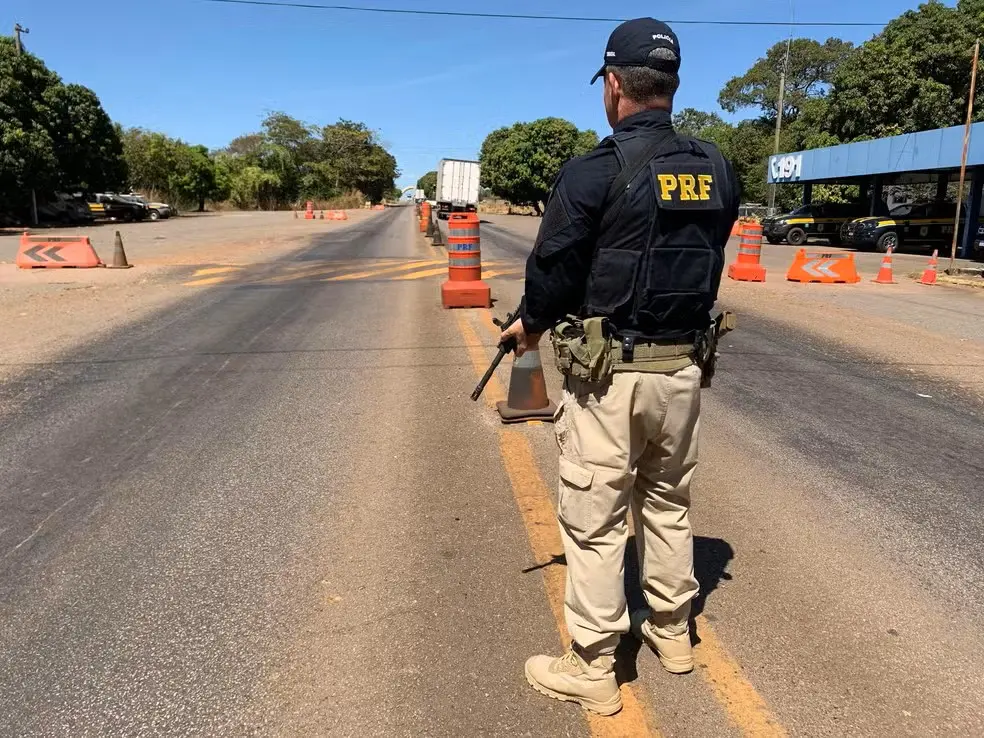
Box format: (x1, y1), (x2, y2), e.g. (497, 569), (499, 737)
(842, 201), (971, 253)
(761, 202), (869, 246)
(971, 224), (984, 260)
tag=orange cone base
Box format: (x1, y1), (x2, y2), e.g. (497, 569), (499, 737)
(727, 263), (767, 282)
(441, 279), (491, 309)
(496, 400), (557, 424)
(873, 274), (895, 284)
(920, 272), (937, 286)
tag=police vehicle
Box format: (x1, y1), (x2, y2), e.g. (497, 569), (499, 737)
(842, 201), (973, 253)
(969, 224), (984, 260)
(761, 202), (868, 246)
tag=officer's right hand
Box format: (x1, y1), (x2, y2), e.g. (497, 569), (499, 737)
(501, 321), (542, 358)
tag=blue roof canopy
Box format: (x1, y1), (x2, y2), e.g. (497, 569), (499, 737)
(767, 122), (984, 185)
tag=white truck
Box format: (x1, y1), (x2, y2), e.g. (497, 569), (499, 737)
(435, 159), (480, 220)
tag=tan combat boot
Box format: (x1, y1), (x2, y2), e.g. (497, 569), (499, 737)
(524, 643), (622, 716)
(630, 608), (694, 674)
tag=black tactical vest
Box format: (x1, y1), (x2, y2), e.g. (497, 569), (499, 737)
(583, 129), (731, 341)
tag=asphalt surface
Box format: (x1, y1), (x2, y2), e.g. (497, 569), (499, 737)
(2, 208), (983, 736)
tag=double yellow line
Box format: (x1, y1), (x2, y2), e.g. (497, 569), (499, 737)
(451, 309), (787, 738)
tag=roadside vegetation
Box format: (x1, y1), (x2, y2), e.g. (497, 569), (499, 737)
(0, 37), (399, 223)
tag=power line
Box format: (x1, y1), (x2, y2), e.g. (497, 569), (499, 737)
(197, 0), (886, 28)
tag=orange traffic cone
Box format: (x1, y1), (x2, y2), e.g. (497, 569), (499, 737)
(496, 349), (556, 424)
(919, 249), (939, 286)
(873, 247), (895, 284)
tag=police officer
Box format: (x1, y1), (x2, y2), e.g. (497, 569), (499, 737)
(499, 18), (740, 716)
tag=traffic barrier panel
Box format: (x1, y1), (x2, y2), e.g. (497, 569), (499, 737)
(873, 247), (895, 284)
(496, 349), (557, 424)
(919, 249), (939, 286)
(727, 222), (767, 282)
(304, 201), (315, 220)
(16, 232), (103, 269)
(441, 212), (490, 309)
(786, 249), (860, 284)
(106, 231), (132, 269)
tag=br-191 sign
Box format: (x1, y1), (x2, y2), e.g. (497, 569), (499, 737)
(770, 154), (803, 182)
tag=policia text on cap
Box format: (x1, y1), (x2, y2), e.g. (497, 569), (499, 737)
(499, 18), (741, 717)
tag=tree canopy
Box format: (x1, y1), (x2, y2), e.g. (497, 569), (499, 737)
(215, 114), (399, 209)
(0, 36), (125, 217)
(479, 118), (598, 214)
(122, 129), (226, 211)
(827, 0), (984, 140)
(719, 38), (854, 121)
(416, 171), (437, 199)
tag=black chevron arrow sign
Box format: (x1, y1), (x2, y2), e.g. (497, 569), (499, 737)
(23, 245), (66, 262)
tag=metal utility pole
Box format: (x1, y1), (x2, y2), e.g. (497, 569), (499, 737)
(14, 23), (29, 54)
(14, 24), (38, 227)
(950, 39), (979, 273)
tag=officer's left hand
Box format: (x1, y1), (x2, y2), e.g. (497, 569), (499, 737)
(501, 321), (541, 358)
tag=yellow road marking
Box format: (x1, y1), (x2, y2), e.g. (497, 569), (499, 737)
(693, 615), (787, 737)
(192, 266), (243, 277)
(324, 259), (445, 281)
(482, 267), (524, 280)
(182, 276), (233, 287)
(393, 266), (451, 281)
(471, 310), (786, 738)
(394, 260), (509, 282)
(454, 310), (659, 738)
(263, 263), (361, 284)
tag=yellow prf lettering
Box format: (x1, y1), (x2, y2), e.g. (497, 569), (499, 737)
(697, 174), (713, 201)
(657, 174), (678, 201)
(678, 174), (698, 201)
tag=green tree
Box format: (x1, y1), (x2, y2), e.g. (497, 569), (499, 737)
(479, 118), (598, 214)
(827, 1), (981, 140)
(46, 84), (127, 192)
(719, 37), (855, 121)
(171, 144), (224, 212)
(416, 171), (437, 199)
(122, 128), (180, 196)
(123, 129), (223, 210)
(0, 36), (124, 218)
(672, 108), (727, 139)
(226, 165), (280, 210)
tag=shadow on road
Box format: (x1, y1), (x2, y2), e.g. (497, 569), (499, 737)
(616, 534), (734, 685)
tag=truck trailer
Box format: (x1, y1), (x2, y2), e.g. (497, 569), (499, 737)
(435, 159), (480, 219)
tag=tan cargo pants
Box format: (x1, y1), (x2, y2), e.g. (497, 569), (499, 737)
(554, 365), (701, 655)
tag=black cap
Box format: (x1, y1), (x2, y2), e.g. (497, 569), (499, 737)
(590, 18), (681, 85)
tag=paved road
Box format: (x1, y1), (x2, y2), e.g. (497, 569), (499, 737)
(2, 208), (983, 736)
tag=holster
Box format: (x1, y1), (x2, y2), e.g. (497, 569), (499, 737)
(551, 316), (614, 382)
(698, 311), (737, 388)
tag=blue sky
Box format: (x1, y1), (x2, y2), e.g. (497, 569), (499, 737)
(5, 0), (945, 189)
